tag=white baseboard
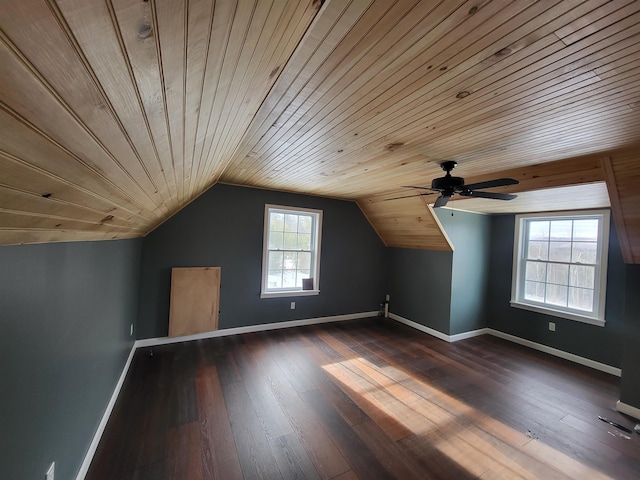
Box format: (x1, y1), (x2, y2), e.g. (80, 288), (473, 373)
(76, 311), (377, 478)
(616, 400), (640, 420)
(75, 343), (137, 480)
(450, 328), (490, 342)
(388, 313), (487, 343)
(387, 312), (621, 377)
(487, 329), (621, 377)
(135, 311), (378, 348)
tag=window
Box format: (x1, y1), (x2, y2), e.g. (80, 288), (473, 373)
(261, 204), (322, 298)
(511, 210), (610, 326)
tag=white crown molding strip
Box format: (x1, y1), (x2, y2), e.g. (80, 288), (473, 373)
(388, 312), (621, 377)
(616, 400), (640, 421)
(75, 344), (136, 480)
(76, 310), (378, 479)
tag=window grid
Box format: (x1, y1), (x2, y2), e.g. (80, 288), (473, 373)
(522, 218), (599, 312)
(262, 205), (322, 296)
(511, 210), (609, 325)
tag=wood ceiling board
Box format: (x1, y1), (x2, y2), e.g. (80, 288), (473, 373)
(0, 188), (140, 231)
(1, 0), (639, 258)
(358, 195), (452, 252)
(55, 0), (178, 210)
(446, 182), (611, 215)
(0, 2), (176, 212)
(194, 0), (320, 189)
(0, 40), (165, 215)
(224, 0), (380, 184)
(224, 1), (640, 195)
(603, 153), (640, 263)
(0, 109), (155, 222)
(224, 0), (548, 183)
(230, 0), (608, 169)
(0, 229), (139, 246)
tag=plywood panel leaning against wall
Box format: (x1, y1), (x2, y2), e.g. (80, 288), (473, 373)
(169, 267), (220, 337)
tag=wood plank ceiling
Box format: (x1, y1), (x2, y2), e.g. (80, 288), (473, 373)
(1, 0), (639, 261)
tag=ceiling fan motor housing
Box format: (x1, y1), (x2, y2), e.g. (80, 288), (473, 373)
(432, 175), (465, 190)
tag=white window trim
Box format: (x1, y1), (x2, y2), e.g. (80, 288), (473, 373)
(260, 204), (322, 299)
(510, 209), (610, 327)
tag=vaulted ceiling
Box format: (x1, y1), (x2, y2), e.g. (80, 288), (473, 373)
(1, 0), (639, 262)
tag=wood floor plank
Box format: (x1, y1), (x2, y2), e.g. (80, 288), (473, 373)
(195, 365), (244, 480)
(268, 432), (321, 480)
(223, 380), (284, 480)
(86, 318), (640, 480)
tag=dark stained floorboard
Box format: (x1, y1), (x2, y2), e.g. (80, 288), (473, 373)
(86, 318), (640, 480)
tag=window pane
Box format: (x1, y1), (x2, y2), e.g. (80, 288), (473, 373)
(547, 263), (568, 285)
(298, 215), (312, 234)
(524, 281), (545, 302)
(549, 241), (571, 262)
(268, 231), (283, 249)
(270, 213), (284, 232)
(571, 242), (597, 264)
(268, 251), (283, 269)
(297, 233), (311, 250)
(282, 270), (296, 288)
(268, 271), (282, 289)
(569, 287), (594, 312)
(550, 220), (572, 241)
(546, 284), (568, 307)
(298, 251), (311, 270)
(529, 221), (549, 240)
(573, 219), (598, 241)
(283, 232), (298, 249)
(527, 241), (548, 260)
(283, 251), (297, 269)
(525, 261), (547, 282)
(284, 214), (299, 232)
(298, 269), (310, 279)
(570, 265), (594, 289)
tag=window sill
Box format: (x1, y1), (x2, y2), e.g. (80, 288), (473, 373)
(261, 290), (320, 299)
(510, 301), (605, 327)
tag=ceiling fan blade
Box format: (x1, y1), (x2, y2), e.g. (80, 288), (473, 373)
(462, 178), (519, 190)
(462, 190), (517, 200)
(402, 185), (441, 192)
(383, 192), (436, 201)
(433, 195), (451, 207)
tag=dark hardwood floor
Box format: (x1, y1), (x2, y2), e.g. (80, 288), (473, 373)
(86, 318), (640, 479)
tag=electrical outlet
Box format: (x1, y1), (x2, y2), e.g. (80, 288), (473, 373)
(290, 301), (295, 309)
(46, 462), (55, 480)
(549, 322), (556, 332)
(130, 323), (134, 336)
(385, 294), (390, 301)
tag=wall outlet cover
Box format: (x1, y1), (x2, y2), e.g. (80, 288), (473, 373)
(549, 322), (556, 332)
(290, 301), (295, 309)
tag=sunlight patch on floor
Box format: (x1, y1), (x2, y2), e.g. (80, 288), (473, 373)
(322, 355), (614, 480)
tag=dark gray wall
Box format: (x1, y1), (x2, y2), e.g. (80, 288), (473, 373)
(485, 214), (627, 367)
(436, 209), (490, 335)
(387, 247), (453, 334)
(620, 264), (640, 408)
(0, 239), (141, 480)
(137, 184), (387, 338)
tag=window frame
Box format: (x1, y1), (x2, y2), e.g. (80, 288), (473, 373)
(510, 209), (610, 327)
(260, 204), (322, 298)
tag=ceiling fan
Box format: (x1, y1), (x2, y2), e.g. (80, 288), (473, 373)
(397, 161), (519, 207)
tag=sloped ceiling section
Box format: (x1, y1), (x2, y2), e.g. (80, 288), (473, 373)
(0, 0), (639, 262)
